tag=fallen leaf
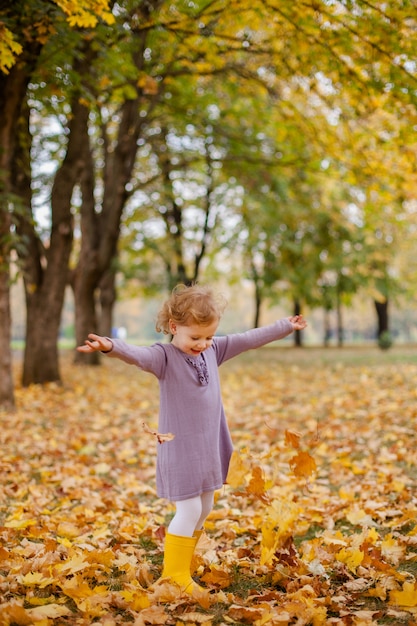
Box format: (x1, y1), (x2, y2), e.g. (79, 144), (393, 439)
(226, 449), (249, 487)
(27, 603), (72, 619)
(389, 581), (417, 607)
(142, 421), (175, 443)
(285, 429), (301, 449)
(289, 450), (317, 478)
(18, 572), (56, 588)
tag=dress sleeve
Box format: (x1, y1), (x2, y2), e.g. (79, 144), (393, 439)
(213, 319), (293, 365)
(105, 339), (167, 379)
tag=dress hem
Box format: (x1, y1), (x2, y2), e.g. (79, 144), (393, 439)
(158, 483), (224, 502)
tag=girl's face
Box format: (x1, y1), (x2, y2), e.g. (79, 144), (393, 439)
(169, 319), (219, 356)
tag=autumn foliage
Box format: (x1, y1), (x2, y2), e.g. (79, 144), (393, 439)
(1, 347), (417, 625)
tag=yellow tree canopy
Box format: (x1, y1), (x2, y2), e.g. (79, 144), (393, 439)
(0, 0), (114, 74)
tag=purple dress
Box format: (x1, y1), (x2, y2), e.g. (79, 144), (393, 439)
(107, 319), (293, 501)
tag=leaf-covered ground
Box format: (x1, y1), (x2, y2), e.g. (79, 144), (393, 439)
(1, 347), (417, 625)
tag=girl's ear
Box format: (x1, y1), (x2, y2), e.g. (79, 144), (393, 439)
(169, 319), (177, 334)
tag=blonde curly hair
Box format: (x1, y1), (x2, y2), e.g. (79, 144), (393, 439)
(156, 284), (227, 334)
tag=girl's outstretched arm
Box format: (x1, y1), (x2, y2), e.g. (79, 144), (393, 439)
(77, 333), (113, 353)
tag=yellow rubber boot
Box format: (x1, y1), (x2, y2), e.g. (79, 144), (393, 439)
(161, 533), (205, 595)
(191, 529), (204, 574)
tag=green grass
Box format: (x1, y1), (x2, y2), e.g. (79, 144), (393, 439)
(231, 344), (417, 368)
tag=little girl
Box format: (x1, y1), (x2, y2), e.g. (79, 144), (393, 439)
(77, 284), (307, 595)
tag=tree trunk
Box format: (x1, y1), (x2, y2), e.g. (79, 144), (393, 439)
(160, 149), (188, 288)
(253, 287), (261, 329)
(73, 94), (146, 363)
(336, 289), (344, 347)
(99, 269), (117, 338)
(249, 259), (262, 328)
(253, 278), (262, 329)
(293, 299), (302, 347)
(71, 114), (101, 364)
(68, 4), (159, 365)
(193, 149), (215, 282)
(20, 96), (89, 384)
(374, 298), (389, 337)
(0, 59), (40, 406)
(323, 308), (331, 347)
(14, 125), (67, 384)
(0, 220), (14, 410)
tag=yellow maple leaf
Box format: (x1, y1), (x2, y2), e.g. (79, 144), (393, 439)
(389, 581), (417, 607)
(67, 12), (98, 28)
(18, 572), (56, 588)
(267, 499), (301, 533)
(367, 527), (379, 543)
(226, 450), (249, 488)
(56, 0), (115, 28)
(336, 547), (364, 573)
(59, 576), (98, 600)
(0, 26), (23, 74)
(259, 500), (301, 566)
(120, 589), (151, 611)
(55, 553), (90, 574)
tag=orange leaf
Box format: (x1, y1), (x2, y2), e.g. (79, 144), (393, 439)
(285, 429), (301, 449)
(132, 604), (169, 625)
(0, 603), (33, 625)
(227, 604), (264, 622)
(289, 450), (317, 478)
(246, 465), (269, 503)
(201, 564), (232, 588)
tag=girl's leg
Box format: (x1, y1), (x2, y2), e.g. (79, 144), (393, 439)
(167, 495), (203, 537)
(195, 490), (215, 531)
(163, 495), (204, 594)
(167, 490), (215, 536)
(162, 491), (215, 595)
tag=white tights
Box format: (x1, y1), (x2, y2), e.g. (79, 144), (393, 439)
(167, 491), (215, 537)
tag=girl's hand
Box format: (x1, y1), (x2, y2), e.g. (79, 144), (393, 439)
(288, 315), (307, 331)
(76, 334), (113, 353)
